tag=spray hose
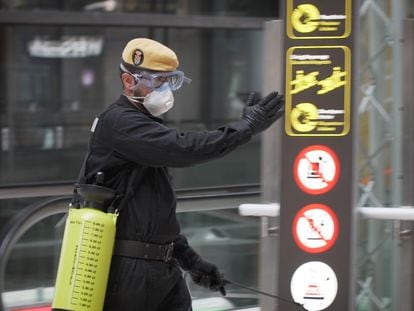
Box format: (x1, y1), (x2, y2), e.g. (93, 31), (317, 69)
(223, 278), (307, 310)
(186, 270), (307, 310)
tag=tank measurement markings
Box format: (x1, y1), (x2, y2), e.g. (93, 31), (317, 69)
(70, 220), (105, 309)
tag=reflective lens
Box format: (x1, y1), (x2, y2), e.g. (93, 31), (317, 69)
(143, 71), (190, 91)
(120, 63), (191, 91)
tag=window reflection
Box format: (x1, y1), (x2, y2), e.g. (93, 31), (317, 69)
(0, 0), (279, 17)
(0, 26), (263, 186)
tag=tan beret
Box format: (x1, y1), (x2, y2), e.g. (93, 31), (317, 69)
(121, 38), (179, 72)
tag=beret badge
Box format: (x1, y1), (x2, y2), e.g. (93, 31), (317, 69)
(132, 49), (144, 66)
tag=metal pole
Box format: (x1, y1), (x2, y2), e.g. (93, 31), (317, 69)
(260, 20), (284, 311)
(390, 1), (406, 309)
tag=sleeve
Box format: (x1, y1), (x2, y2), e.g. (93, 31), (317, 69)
(172, 234), (201, 270)
(108, 109), (253, 168)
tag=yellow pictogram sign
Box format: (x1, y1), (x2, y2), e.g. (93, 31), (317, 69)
(287, 0), (352, 39)
(285, 46), (351, 136)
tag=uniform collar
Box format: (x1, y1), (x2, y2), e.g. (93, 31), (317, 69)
(117, 95), (164, 123)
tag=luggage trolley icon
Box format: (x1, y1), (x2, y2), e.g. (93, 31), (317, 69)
(293, 145), (340, 195)
(304, 283), (324, 301)
(307, 156), (324, 179)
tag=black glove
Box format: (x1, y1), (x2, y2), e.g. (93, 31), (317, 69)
(190, 259), (227, 296)
(172, 235), (226, 295)
(242, 91), (285, 135)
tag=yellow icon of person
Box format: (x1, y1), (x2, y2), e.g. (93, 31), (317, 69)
(291, 4), (320, 33)
(291, 103), (319, 132)
(317, 67), (347, 95)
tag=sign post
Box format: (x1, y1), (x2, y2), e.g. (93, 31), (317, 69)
(278, 0), (357, 310)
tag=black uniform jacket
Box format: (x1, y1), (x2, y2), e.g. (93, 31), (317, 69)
(84, 95), (252, 252)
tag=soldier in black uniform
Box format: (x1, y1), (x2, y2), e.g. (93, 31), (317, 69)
(82, 38), (285, 311)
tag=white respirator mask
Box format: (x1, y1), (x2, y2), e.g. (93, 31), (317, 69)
(141, 87), (174, 116)
(127, 84), (174, 117)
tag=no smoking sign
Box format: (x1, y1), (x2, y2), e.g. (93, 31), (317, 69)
(293, 145), (340, 195)
(292, 203), (339, 253)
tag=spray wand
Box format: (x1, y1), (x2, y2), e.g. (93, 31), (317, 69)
(223, 278), (307, 310)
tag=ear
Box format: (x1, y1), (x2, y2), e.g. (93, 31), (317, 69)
(121, 73), (136, 90)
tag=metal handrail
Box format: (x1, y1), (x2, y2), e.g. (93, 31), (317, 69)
(0, 182), (260, 199)
(0, 196), (71, 311)
(239, 203), (414, 220)
(358, 207), (414, 220)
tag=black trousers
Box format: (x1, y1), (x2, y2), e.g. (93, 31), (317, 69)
(104, 257), (192, 311)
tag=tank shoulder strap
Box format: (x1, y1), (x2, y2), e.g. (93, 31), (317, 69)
(77, 102), (120, 185)
(77, 116), (100, 184)
(71, 111), (106, 209)
(75, 103), (137, 214)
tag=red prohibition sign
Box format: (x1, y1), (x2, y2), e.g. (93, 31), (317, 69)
(293, 145), (340, 195)
(292, 203), (339, 254)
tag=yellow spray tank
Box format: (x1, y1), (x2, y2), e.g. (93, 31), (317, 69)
(52, 174), (118, 311)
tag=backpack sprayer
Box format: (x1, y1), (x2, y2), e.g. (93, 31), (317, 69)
(52, 172), (119, 311)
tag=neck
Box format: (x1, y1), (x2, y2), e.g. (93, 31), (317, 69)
(124, 94), (150, 115)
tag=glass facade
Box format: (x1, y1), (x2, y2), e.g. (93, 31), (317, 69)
(0, 0), (278, 17)
(0, 25), (264, 187)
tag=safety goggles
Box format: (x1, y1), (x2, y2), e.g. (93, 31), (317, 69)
(120, 63), (192, 91)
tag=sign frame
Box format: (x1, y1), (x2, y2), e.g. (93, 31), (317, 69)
(286, 0), (352, 39)
(278, 0), (357, 310)
(285, 45), (352, 136)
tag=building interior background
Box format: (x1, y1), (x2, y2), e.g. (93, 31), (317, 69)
(0, 0), (414, 310)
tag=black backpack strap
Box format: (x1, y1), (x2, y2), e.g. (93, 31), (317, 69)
(75, 106), (138, 215)
(77, 116), (100, 184)
(70, 116), (101, 208)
